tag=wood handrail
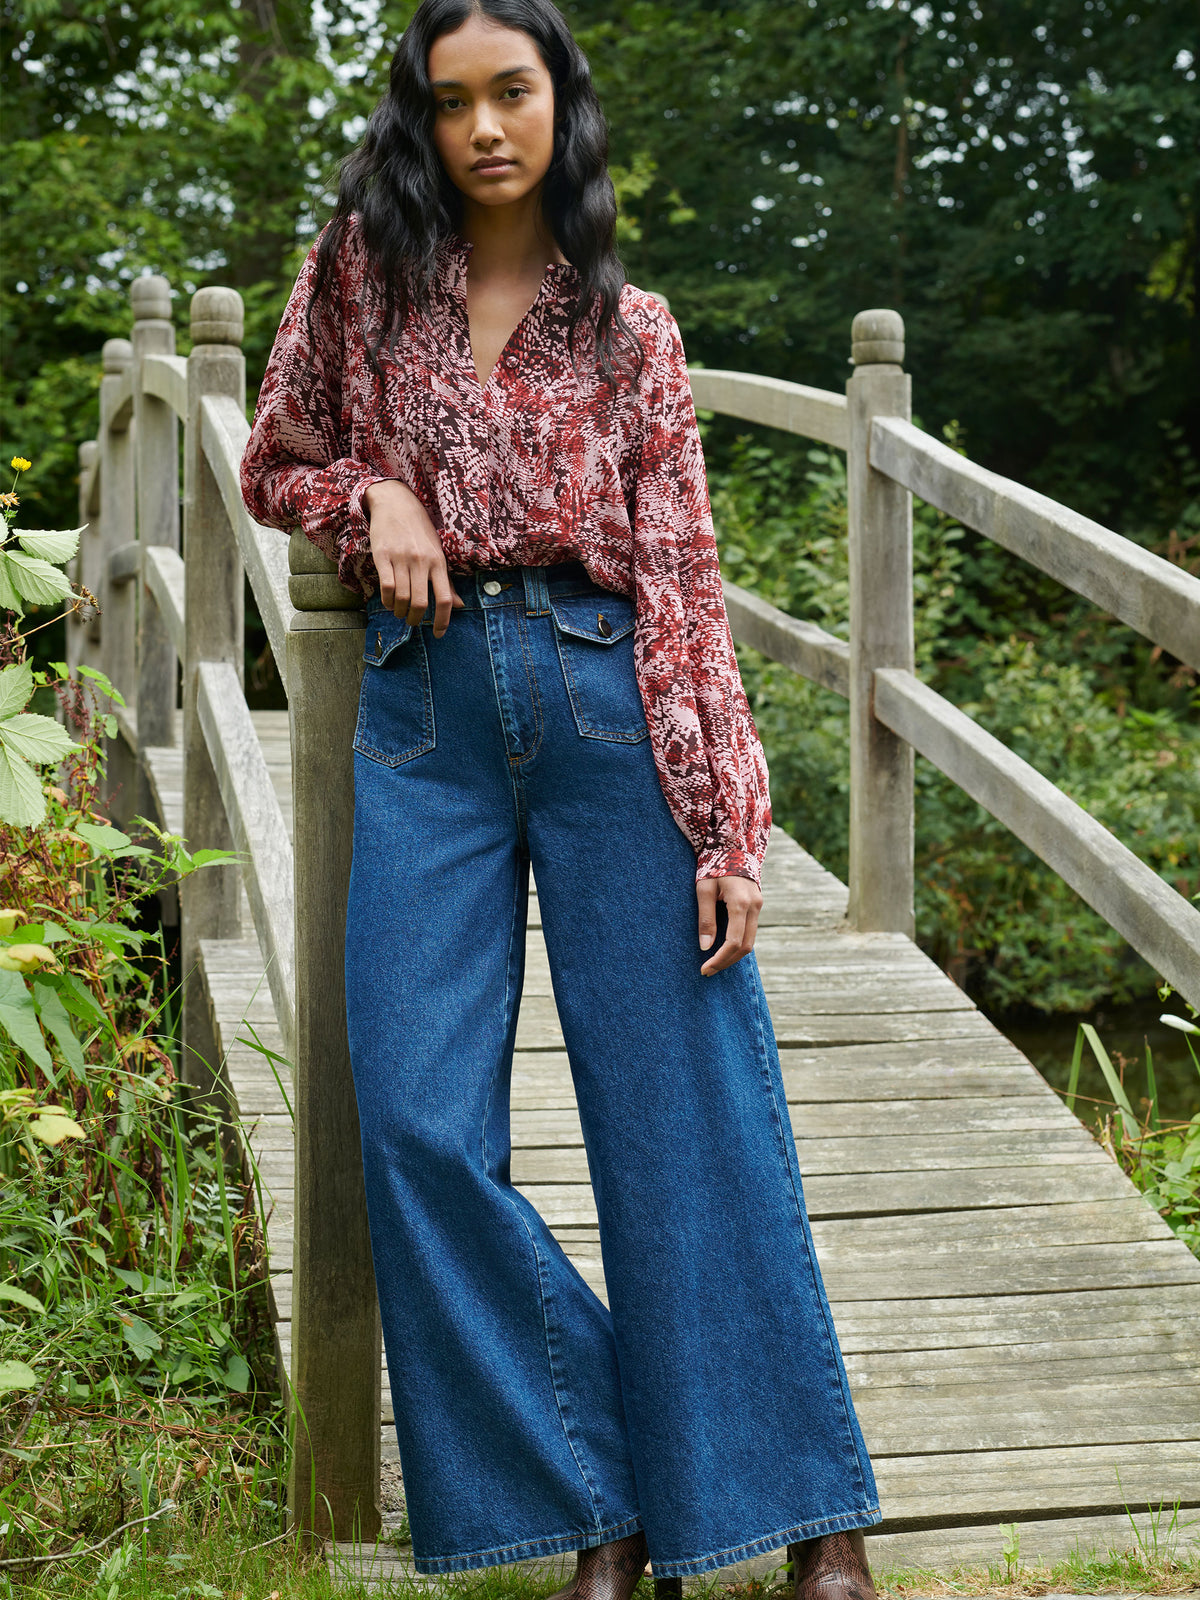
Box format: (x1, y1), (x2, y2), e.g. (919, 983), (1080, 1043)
(142, 351), (188, 419)
(723, 579), (849, 698)
(196, 660), (297, 1053)
(143, 546), (186, 660)
(688, 368), (848, 450)
(201, 393), (297, 696)
(872, 666), (1200, 1008)
(870, 415), (1200, 670)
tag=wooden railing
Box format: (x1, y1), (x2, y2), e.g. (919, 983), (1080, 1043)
(71, 281), (1200, 1548)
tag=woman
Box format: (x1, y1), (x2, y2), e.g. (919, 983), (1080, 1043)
(240, 2), (881, 1595)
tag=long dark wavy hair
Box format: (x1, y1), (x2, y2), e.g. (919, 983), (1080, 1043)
(308, 0), (646, 390)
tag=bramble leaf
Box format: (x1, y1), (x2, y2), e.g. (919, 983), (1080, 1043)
(0, 742), (45, 827)
(15, 526), (84, 562)
(0, 661), (33, 720)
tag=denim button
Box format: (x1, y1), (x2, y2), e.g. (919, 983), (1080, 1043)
(483, 579), (502, 595)
(597, 613), (613, 636)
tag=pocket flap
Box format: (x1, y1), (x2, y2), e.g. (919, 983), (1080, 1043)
(548, 594), (636, 645)
(363, 608), (413, 664)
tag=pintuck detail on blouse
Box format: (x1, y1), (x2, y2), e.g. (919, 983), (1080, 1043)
(239, 218), (771, 885)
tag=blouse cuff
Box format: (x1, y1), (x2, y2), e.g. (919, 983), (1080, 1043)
(695, 844), (763, 886)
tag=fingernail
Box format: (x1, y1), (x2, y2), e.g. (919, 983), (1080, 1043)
(699, 934), (713, 949)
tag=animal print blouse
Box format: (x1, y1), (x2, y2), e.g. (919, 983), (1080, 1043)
(239, 220), (771, 884)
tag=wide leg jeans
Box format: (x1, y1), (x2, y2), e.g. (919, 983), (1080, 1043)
(344, 560), (880, 1576)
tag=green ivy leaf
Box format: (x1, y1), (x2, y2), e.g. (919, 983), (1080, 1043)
(0, 712), (79, 764)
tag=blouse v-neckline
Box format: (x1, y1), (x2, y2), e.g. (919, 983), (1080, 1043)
(445, 235), (577, 397)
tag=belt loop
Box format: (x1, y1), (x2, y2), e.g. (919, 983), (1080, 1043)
(521, 565), (551, 616)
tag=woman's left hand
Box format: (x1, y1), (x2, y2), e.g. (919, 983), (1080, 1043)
(697, 875), (763, 975)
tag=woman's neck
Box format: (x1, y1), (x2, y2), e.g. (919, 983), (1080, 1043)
(456, 198), (569, 277)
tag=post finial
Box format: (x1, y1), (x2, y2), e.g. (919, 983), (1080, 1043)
(850, 309), (905, 367)
(190, 287), (245, 346)
(131, 274), (173, 323)
(102, 338), (134, 374)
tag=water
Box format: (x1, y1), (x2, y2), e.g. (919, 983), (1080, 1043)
(990, 995), (1200, 1128)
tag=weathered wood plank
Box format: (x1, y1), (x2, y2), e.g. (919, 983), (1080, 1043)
(196, 662), (296, 1053)
(859, 1510), (1197, 1572)
(724, 579), (850, 698)
(511, 1158), (1137, 1224)
(201, 392), (297, 693)
(827, 1283), (1200, 1351)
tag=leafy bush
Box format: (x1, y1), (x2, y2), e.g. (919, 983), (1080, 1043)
(0, 463), (284, 1568)
(706, 424), (1200, 1014)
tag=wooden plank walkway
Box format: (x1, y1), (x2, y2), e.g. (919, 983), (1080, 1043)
(145, 712), (1200, 1577)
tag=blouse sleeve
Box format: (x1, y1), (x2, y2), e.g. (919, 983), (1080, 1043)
(239, 221), (388, 596)
(628, 305), (772, 885)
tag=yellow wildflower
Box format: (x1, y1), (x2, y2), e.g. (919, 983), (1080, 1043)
(0, 493), (18, 509)
(10, 457), (31, 473)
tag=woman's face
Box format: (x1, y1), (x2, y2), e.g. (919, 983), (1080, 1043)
(428, 15), (557, 215)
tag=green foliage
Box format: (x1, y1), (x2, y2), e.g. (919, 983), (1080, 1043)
(1064, 1009), (1200, 1256)
(0, 676), (279, 1566)
(708, 426), (1200, 1014)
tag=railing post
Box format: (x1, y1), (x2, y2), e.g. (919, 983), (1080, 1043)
(69, 440), (100, 678)
(846, 309), (914, 935)
(285, 534), (381, 1545)
(180, 288), (245, 1097)
(98, 338), (137, 823)
(131, 276), (180, 772)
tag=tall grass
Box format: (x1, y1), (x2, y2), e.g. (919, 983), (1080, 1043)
(1062, 996), (1200, 1255)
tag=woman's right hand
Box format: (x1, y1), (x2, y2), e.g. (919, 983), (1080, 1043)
(365, 479), (465, 637)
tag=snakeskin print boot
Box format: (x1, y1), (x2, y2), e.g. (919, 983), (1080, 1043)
(545, 1529), (649, 1600)
(787, 1530), (876, 1600)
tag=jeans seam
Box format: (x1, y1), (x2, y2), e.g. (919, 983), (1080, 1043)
(513, 1206), (606, 1533)
(749, 958), (872, 1506)
(479, 860), (525, 1180)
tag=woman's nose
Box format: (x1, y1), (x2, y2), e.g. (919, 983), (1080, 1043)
(472, 106), (504, 144)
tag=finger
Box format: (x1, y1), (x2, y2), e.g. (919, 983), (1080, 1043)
(375, 555), (395, 616)
(404, 562), (429, 628)
(430, 563), (456, 638)
(390, 563), (411, 622)
(696, 878), (718, 952)
(701, 899), (749, 976)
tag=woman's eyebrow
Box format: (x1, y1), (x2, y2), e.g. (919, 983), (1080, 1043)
(430, 65), (540, 89)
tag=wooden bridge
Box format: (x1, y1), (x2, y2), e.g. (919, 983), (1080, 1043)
(69, 276), (1200, 1578)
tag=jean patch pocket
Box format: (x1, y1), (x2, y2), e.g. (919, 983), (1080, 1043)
(354, 607), (436, 767)
(548, 593), (648, 743)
